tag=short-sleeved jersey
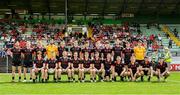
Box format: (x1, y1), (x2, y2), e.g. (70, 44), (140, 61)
(142, 61), (152, 68)
(34, 58), (45, 68)
(21, 48), (34, 61)
(113, 46), (122, 57)
(11, 48), (22, 60)
(115, 61), (124, 72)
(104, 59), (113, 70)
(58, 47), (67, 57)
(70, 47), (81, 56)
(122, 48), (134, 60)
(72, 58), (80, 68)
(156, 62), (168, 73)
(93, 58), (103, 69)
(103, 48), (112, 58)
(46, 44), (58, 59)
(128, 63), (139, 73)
(47, 59), (57, 68)
(134, 46), (146, 60)
(82, 47), (93, 54)
(83, 59), (91, 68)
(35, 47), (46, 56)
(59, 57), (71, 69)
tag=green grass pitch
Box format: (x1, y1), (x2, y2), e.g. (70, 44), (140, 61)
(0, 72), (180, 94)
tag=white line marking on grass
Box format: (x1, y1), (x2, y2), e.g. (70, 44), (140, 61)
(168, 80), (180, 83)
(4, 94), (180, 95)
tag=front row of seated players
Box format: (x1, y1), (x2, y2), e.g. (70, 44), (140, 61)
(31, 50), (170, 83)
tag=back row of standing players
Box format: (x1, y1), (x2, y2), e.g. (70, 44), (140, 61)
(8, 39), (170, 83)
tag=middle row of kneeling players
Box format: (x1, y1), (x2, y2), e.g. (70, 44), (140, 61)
(32, 51), (170, 83)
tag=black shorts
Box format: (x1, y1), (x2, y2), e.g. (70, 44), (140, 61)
(105, 69), (111, 77)
(136, 60), (144, 66)
(12, 59), (22, 66)
(143, 70), (148, 75)
(23, 60), (33, 68)
(116, 70), (123, 76)
(132, 70), (137, 76)
(124, 59), (130, 65)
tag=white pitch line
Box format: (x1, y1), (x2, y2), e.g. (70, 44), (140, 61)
(4, 94), (180, 95)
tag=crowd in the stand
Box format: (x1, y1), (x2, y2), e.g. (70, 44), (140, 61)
(0, 21), (172, 83)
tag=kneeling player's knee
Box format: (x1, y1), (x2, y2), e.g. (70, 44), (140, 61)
(127, 72), (131, 76)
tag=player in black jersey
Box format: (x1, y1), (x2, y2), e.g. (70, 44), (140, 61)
(128, 56), (140, 81)
(83, 52), (93, 82)
(112, 40), (122, 61)
(104, 53), (115, 82)
(58, 51), (71, 81)
(82, 41), (93, 58)
(58, 41), (67, 58)
(70, 40), (81, 58)
(21, 41), (34, 82)
(94, 41), (103, 59)
(122, 42), (134, 65)
(93, 52), (105, 82)
(102, 41), (113, 59)
(140, 57), (153, 81)
(155, 58), (170, 81)
(9, 41), (23, 82)
(71, 52), (80, 82)
(32, 51), (45, 83)
(114, 56), (126, 81)
(47, 57), (59, 82)
(35, 42), (46, 57)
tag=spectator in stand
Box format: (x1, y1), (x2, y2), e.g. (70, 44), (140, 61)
(168, 37), (172, 48)
(152, 41), (159, 51)
(19, 38), (27, 49)
(157, 34), (162, 45)
(149, 34), (154, 44)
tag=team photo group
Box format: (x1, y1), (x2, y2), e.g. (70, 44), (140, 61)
(6, 29), (171, 83)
